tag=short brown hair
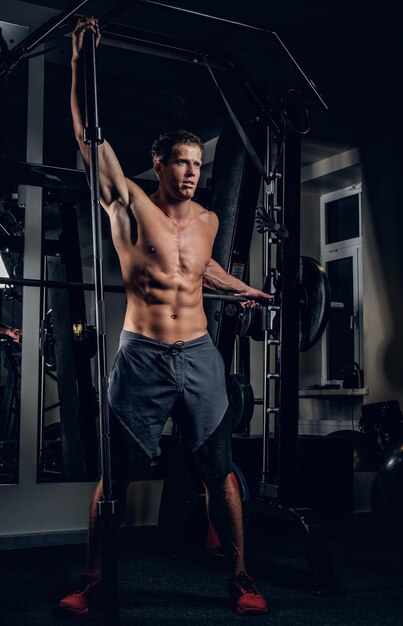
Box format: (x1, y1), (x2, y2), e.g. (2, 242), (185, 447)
(151, 129), (204, 165)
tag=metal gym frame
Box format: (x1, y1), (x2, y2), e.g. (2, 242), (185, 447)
(0, 1), (333, 623)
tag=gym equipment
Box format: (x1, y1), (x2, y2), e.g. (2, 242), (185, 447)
(0, 338), (21, 483)
(239, 255), (331, 352)
(238, 303), (279, 342)
(82, 28), (119, 626)
(326, 429), (381, 472)
(299, 256), (331, 352)
(40, 202), (98, 482)
(42, 310), (97, 368)
(228, 373), (254, 433)
(0, 268), (273, 303)
(233, 435), (353, 535)
(204, 115), (266, 374)
(360, 401), (403, 450)
(0, 0), (91, 77)
(246, 93), (340, 594)
(374, 439), (403, 518)
(3, 0), (331, 608)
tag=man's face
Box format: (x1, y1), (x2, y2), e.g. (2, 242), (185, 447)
(156, 143), (202, 201)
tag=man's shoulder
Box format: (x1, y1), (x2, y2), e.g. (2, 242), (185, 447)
(194, 205), (219, 235)
(192, 201), (218, 224)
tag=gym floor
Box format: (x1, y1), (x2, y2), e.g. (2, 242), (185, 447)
(1, 512), (402, 625)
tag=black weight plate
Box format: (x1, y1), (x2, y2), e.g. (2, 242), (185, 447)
(229, 373), (254, 433)
(299, 256), (331, 352)
(237, 379), (255, 432)
(239, 308), (265, 341)
(239, 307), (253, 337)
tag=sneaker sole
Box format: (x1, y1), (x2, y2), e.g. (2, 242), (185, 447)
(236, 605), (268, 615)
(59, 604), (90, 615)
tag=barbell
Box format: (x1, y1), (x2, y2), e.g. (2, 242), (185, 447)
(239, 256), (331, 352)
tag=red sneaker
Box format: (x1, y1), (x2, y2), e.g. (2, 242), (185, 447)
(230, 570), (268, 615)
(59, 574), (101, 615)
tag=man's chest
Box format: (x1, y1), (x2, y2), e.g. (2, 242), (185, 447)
(134, 217), (214, 276)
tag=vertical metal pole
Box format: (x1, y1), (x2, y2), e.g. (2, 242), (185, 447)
(261, 126), (271, 485)
(37, 254), (47, 463)
(233, 335), (239, 374)
(20, 46), (44, 487)
(83, 31), (119, 626)
(276, 122), (301, 505)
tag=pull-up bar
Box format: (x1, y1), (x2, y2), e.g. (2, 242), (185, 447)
(0, 0), (90, 76)
(0, 0), (327, 110)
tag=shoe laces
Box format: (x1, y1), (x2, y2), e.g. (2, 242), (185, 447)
(68, 575), (99, 596)
(232, 571), (259, 595)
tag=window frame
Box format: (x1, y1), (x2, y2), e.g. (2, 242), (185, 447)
(320, 184), (363, 384)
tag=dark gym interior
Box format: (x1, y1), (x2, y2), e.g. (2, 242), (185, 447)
(1, 1), (403, 624)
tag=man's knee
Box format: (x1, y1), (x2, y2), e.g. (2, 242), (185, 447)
(203, 471), (233, 495)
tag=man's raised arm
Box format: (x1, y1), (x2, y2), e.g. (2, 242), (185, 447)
(70, 17), (134, 213)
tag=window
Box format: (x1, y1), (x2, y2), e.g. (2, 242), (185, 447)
(321, 184), (362, 383)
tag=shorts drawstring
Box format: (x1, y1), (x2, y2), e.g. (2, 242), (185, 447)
(166, 340), (184, 356)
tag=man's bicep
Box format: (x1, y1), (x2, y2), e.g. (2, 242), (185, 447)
(108, 203), (135, 248)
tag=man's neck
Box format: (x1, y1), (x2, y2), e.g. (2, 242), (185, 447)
(151, 190), (192, 222)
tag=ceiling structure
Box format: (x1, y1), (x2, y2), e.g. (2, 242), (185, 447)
(2, 0), (402, 179)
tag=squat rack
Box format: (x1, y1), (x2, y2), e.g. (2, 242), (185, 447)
(0, 1), (332, 624)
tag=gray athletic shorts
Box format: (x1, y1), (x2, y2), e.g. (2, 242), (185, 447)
(108, 330), (232, 482)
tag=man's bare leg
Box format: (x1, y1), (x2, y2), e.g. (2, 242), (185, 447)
(204, 473), (268, 614)
(204, 473), (245, 576)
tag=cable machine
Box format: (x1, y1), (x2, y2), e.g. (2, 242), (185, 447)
(0, 2), (337, 623)
(254, 123), (339, 594)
